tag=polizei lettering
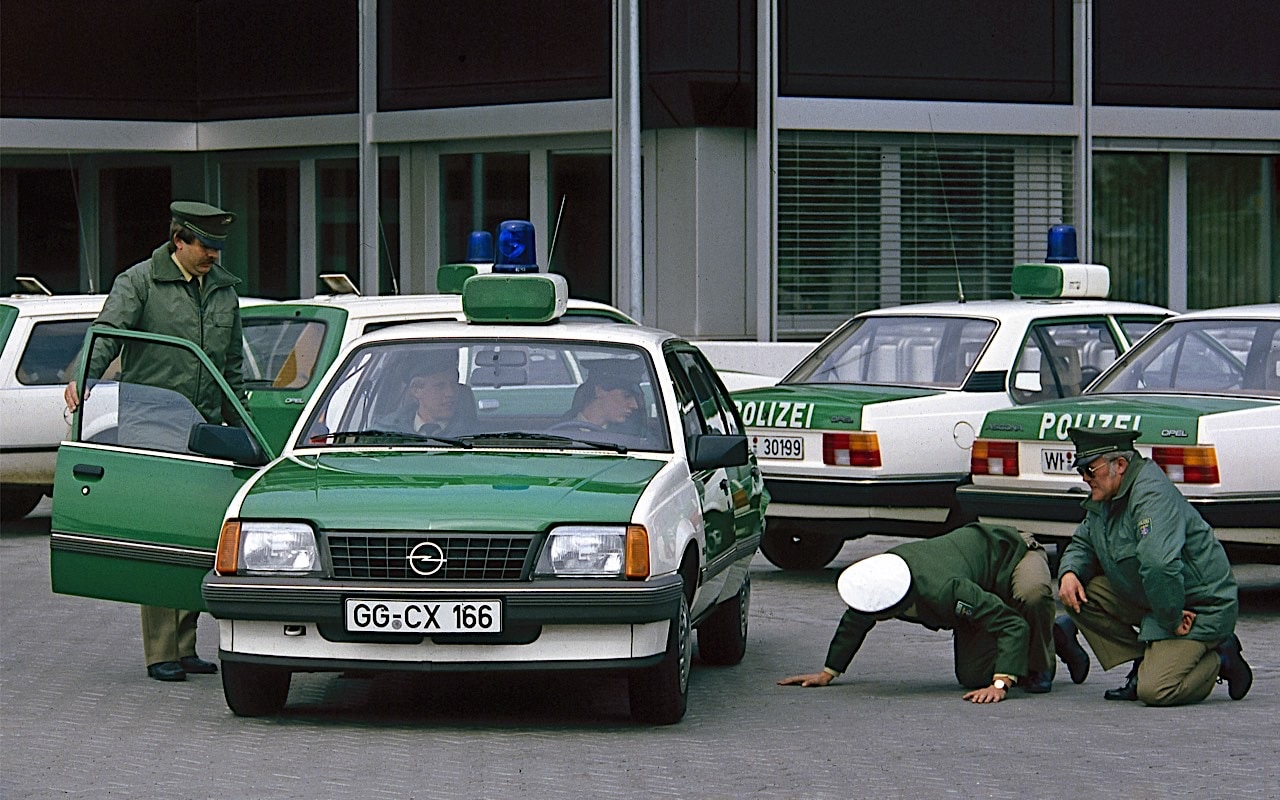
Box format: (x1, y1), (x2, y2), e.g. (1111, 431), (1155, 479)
(735, 400), (816, 429)
(1037, 412), (1142, 440)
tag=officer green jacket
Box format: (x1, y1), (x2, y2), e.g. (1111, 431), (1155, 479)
(86, 243), (246, 425)
(824, 523), (1031, 678)
(1058, 453), (1237, 644)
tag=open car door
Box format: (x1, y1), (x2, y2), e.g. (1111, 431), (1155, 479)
(50, 327), (274, 611)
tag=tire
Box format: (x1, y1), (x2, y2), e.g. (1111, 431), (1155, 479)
(760, 523), (843, 570)
(629, 587), (692, 725)
(696, 572), (750, 666)
(0, 486), (44, 522)
(221, 660), (291, 717)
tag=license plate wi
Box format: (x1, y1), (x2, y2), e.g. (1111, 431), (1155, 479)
(1040, 448), (1077, 475)
(751, 434), (804, 460)
(345, 599), (502, 633)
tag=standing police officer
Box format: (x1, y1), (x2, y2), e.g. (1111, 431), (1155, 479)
(779, 523), (1056, 703)
(65, 201), (246, 682)
(1053, 427), (1252, 705)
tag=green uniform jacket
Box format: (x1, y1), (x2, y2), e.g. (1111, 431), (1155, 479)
(86, 243), (246, 425)
(824, 523), (1032, 678)
(1058, 454), (1237, 643)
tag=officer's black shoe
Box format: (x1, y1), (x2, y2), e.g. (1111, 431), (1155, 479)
(179, 655), (218, 675)
(1103, 660), (1140, 701)
(147, 661), (187, 682)
(1053, 615), (1090, 684)
(1216, 634), (1252, 701)
(1023, 671), (1053, 694)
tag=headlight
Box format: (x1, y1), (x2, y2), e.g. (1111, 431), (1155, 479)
(535, 526), (627, 577)
(232, 521), (319, 574)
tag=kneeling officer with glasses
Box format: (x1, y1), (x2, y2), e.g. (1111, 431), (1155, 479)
(1052, 427), (1252, 705)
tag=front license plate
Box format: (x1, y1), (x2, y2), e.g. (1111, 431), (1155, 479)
(1040, 447), (1077, 475)
(751, 434), (804, 460)
(345, 599), (502, 633)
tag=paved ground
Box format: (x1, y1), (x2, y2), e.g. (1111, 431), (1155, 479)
(2, 498), (1277, 799)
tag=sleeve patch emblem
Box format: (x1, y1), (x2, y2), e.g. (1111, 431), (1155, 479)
(1138, 518), (1151, 537)
(954, 601), (974, 619)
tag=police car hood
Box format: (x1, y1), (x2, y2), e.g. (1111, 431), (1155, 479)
(239, 451), (663, 530)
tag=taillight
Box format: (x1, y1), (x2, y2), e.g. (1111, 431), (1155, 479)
(1151, 446), (1219, 484)
(971, 440), (1019, 476)
(823, 432), (881, 467)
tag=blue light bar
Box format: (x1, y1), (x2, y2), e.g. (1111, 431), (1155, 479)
(494, 220), (539, 274)
(466, 231), (494, 263)
(1045, 225), (1078, 263)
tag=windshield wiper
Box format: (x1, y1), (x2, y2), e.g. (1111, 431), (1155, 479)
(314, 429), (471, 448)
(459, 431), (627, 453)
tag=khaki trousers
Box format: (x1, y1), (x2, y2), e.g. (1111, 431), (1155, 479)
(954, 537), (1056, 688)
(1065, 575), (1220, 706)
(140, 606), (199, 667)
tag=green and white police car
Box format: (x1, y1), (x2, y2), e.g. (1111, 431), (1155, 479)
(733, 228), (1171, 569)
(50, 223), (764, 724)
(959, 303), (1280, 552)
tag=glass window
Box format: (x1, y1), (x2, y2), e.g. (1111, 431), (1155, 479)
(548, 152), (612, 303)
(98, 167), (172, 287)
(241, 318), (327, 390)
(1094, 319), (1280, 396)
(15, 319), (93, 385)
(786, 315), (997, 389)
(441, 153), (530, 263)
(302, 339), (668, 452)
(221, 162), (300, 299)
(1187, 154), (1278, 308)
(1010, 321), (1120, 404)
(316, 157), (400, 295)
(1, 169), (82, 294)
(1093, 153), (1169, 307)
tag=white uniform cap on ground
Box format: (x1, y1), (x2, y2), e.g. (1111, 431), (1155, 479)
(838, 553), (911, 613)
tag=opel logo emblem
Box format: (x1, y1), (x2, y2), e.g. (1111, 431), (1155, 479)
(407, 541), (446, 576)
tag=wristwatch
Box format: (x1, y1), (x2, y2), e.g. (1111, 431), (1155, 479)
(993, 678), (1011, 691)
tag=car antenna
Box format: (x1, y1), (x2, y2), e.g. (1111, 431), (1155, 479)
(547, 195), (567, 270)
(929, 114), (964, 303)
(68, 152), (95, 293)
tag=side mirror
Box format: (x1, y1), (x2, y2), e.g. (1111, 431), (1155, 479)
(688, 433), (749, 471)
(188, 423), (269, 467)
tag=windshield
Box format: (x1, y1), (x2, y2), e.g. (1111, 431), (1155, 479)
(1092, 317), (1280, 397)
(785, 315), (996, 389)
(298, 339), (671, 452)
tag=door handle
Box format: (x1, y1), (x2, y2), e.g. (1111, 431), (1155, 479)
(73, 464), (104, 480)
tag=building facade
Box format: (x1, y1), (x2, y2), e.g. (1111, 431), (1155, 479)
(2, 1), (1277, 341)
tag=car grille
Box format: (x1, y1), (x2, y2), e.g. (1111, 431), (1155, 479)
(327, 533), (536, 580)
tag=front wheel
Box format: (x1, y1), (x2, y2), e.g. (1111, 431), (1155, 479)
(629, 588), (692, 724)
(697, 573), (750, 665)
(760, 523), (843, 570)
(221, 660), (291, 717)
(0, 486), (44, 522)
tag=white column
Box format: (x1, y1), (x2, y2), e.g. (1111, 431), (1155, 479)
(755, 0), (777, 341)
(358, 0), (380, 294)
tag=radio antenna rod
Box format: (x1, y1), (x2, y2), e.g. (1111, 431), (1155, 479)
(547, 195), (567, 269)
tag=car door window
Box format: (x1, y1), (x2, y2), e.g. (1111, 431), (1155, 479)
(16, 319), (92, 385)
(674, 351), (729, 435)
(1011, 321), (1119, 403)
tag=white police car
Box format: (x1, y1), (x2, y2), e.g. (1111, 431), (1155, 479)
(50, 222), (764, 724)
(733, 227), (1172, 569)
(0, 281), (106, 520)
(959, 303), (1280, 554)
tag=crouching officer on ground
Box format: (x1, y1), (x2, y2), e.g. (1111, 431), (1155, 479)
(1052, 427), (1252, 705)
(779, 523), (1056, 703)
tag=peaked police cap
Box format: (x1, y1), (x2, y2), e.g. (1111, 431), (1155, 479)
(838, 553), (912, 613)
(1068, 426), (1141, 468)
(171, 201), (235, 249)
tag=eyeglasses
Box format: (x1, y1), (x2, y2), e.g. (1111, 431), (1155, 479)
(1077, 460), (1109, 479)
